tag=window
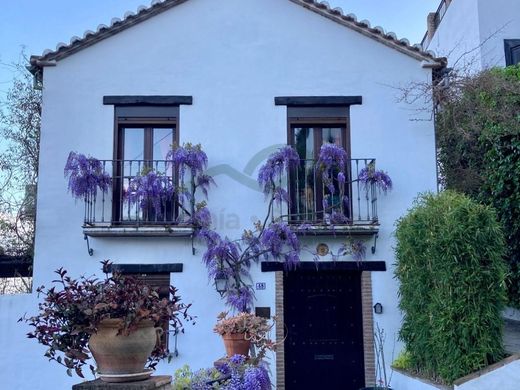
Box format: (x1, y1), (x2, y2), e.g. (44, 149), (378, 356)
(122, 272), (170, 350)
(287, 106), (351, 223)
(504, 40), (520, 66)
(109, 263), (184, 352)
(113, 106), (179, 224)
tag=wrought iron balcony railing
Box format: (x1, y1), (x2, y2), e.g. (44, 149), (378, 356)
(83, 159), (187, 227)
(285, 158), (378, 226)
(83, 158), (379, 234)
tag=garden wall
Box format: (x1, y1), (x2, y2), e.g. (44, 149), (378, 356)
(392, 355), (520, 390)
(453, 355), (520, 390)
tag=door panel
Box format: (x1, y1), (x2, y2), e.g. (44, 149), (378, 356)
(284, 270), (365, 390)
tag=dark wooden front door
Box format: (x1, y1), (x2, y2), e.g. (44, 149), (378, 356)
(284, 270), (365, 390)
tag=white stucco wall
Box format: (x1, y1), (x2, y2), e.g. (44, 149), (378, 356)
(392, 370), (449, 390)
(477, 0), (520, 68)
(426, 0), (482, 71)
(427, 0), (520, 71)
(0, 0), (437, 389)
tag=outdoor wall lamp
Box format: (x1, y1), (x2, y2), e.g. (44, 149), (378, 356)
(214, 274), (228, 297)
(374, 302), (383, 314)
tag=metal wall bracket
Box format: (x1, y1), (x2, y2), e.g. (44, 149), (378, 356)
(84, 234), (94, 256)
(371, 234), (379, 254)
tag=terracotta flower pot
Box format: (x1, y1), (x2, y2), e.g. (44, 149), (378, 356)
(89, 319), (161, 382)
(222, 332), (251, 357)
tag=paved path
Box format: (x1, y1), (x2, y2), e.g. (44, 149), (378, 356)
(504, 319), (520, 354)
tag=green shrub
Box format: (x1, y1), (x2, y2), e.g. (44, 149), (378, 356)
(392, 350), (412, 371)
(395, 191), (507, 383)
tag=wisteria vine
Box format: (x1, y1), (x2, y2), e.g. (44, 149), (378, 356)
(64, 152), (111, 199)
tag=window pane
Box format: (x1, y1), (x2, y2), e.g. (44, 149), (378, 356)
(153, 128), (174, 160)
(321, 128), (343, 147)
(512, 46), (520, 65)
(123, 128), (145, 161)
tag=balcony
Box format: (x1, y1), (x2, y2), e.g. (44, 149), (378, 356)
(82, 159), (194, 237)
(82, 158), (380, 238)
(285, 158), (380, 236)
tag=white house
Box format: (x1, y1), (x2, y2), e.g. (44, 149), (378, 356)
(423, 0), (520, 71)
(0, 1), (442, 389)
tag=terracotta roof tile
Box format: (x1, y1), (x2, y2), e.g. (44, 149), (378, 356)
(30, 0), (442, 68)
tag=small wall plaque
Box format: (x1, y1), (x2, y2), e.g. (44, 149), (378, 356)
(255, 282), (266, 290)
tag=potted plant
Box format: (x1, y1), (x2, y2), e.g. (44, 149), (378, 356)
(64, 151), (111, 200)
(21, 261), (192, 382)
(213, 312), (275, 360)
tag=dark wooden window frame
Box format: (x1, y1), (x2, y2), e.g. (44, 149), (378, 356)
(287, 113), (353, 223)
(112, 116), (179, 224)
(505, 39), (520, 66)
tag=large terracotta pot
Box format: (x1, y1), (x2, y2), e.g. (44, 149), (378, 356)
(222, 332), (251, 357)
(89, 319), (160, 382)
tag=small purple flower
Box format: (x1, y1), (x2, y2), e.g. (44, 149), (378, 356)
(317, 143), (347, 171)
(351, 241), (367, 262)
(125, 170), (175, 217)
(191, 205), (212, 228)
(166, 143), (208, 181)
(225, 286), (255, 312)
(229, 354), (246, 365)
(64, 152), (111, 199)
(358, 163), (392, 194)
(260, 222), (300, 259)
(257, 146), (299, 197)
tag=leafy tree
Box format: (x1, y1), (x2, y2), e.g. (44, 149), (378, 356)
(0, 59), (41, 262)
(436, 65), (520, 306)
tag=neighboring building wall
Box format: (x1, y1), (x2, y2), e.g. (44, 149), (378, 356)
(477, 0), (520, 68)
(426, 0), (520, 70)
(0, 0), (437, 389)
(426, 0), (482, 71)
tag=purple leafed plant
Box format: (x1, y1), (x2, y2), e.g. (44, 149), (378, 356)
(358, 163), (393, 194)
(64, 152), (111, 199)
(20, 261), (192, 378)
(125, 170), (175, 218)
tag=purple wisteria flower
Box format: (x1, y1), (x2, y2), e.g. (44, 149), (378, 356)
(125, 170), (175, 217)
(260, 222), (300, 269)
(339, 240), (367, 262)
(358, 163), (393, 194)
(166, 143), (208, 181)
(191, 204), (212, 229)
(225, 286), (255, 312)
(257, 146), (299, 196)
(64, 152), (111, 199)
(316, 143), (348, 195)
(317, 143), (347, 170)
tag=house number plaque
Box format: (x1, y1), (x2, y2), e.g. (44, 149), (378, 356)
(255, 282), (266, 290)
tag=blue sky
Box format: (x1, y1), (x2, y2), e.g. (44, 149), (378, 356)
(0, 0), (440, 93)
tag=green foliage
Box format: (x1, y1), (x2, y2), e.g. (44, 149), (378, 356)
(0, 58), (41, 260)
(392, 350), (412, 371)
(395, 191), (507, 383)
(436, 65), (520, 306)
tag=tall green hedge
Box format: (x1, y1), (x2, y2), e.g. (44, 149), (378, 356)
(395, 191), (507, 383)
